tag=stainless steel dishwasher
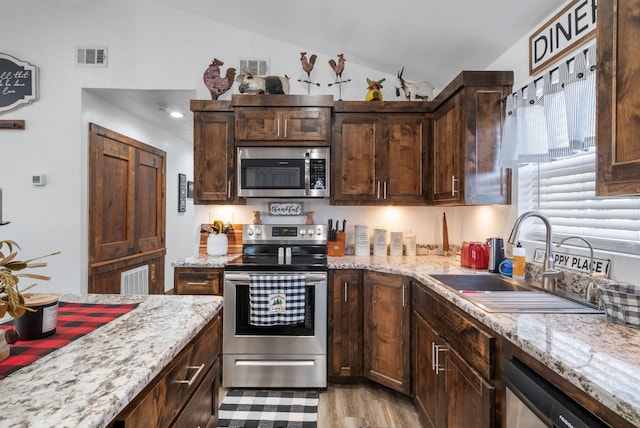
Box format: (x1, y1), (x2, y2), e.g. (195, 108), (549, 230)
(504, 358), (610, 428)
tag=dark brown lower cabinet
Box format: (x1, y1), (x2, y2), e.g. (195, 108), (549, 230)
(110, 314), (221, 427)
(174, 267), (223, 295)
(364, 271), (411, 394)
(412, 280), (496, 427)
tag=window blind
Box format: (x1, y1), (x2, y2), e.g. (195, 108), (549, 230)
(518, 149), (640, 253)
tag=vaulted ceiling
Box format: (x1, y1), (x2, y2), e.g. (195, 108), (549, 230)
(93, 0), (567, 143)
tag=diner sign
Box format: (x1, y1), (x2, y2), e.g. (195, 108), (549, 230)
(529, 0), (597, 75)
(0, 53), (38, 113)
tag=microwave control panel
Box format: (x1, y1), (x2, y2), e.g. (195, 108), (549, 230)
(310, 159), (327, 190)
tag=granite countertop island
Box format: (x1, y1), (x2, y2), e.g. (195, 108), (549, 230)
(0, 293), (223, 428)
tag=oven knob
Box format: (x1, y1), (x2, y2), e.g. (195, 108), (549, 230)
(300, 229), (306, 235)
(255, 227), (262, 236)
(307, 228), (315, 235)
(316, 226), (323, 236)
(246, 227), (254, 236)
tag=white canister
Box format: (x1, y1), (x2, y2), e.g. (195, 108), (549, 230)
(405, 234), (417, 256)
(373, 228), (387, 256)
(207, 233), (228, 256)
(354, 225), (370, 256)
(390, 231), (403, 256)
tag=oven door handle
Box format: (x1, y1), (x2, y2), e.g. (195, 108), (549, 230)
(224, 273), (327, 284)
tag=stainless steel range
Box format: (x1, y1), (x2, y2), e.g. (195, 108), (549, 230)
(223, 223), (328, 388)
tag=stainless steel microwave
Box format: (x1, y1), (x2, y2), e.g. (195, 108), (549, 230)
(237, 146), (330, 198)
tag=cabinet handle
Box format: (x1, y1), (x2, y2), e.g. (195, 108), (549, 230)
(186, 282), (207, 286)
(451, 175), (459, 197)
(377, 181), (381, 199)
(284, 119), (288, 138)
(344, 281), (348, 302)
(402, 284), (406, 308)
(384, 181), (387, 199)
(431, 342), (437, 371)
(276, 119), (280, 137)
(433, 344), (448, 374)
(227, 180), (232, 198)
(175, 364), (205, 387)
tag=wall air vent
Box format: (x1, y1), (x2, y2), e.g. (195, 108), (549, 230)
(76, 46), (108, 67)
(238, 58), (269, 75)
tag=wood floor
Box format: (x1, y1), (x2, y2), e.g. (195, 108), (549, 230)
(219, 383), (422, 428)
(319, 384), (422, 427)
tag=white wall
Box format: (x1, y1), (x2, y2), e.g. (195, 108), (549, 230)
(6, 0), (502, 294)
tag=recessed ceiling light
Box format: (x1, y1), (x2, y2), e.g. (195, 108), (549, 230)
(170, 111), (184, 118)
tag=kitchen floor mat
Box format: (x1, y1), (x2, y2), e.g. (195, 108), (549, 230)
(0, 302), (139, 378)
(218, 389), (319, 428)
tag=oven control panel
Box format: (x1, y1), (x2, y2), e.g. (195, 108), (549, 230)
(243, 224), (327, 243)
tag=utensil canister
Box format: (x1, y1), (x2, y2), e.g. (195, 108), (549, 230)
(373, 228), (387, 256)
(390, 232), (403, 256)
(354, 225), (370, 256)
(405, 234), (417, 256)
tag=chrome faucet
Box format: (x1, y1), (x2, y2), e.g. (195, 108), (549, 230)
(508, 211), (564, 291)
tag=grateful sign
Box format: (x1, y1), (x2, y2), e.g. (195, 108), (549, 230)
(0, 53), (38, 113)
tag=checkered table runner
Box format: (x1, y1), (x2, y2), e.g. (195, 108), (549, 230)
(249, 274), (306, 326)
(0, 301), (139, 379)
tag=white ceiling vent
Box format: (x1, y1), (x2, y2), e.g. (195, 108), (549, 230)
(238, 58), (269, 75)
(76, 46), (108, 67)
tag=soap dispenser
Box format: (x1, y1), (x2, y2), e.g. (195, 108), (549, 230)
(512, 242), (526, 280)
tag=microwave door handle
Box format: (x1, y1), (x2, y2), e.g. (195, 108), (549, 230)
(304, 152), (310, 196)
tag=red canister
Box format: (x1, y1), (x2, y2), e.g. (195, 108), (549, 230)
(461, 242), (471, 267)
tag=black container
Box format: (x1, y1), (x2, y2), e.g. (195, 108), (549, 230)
(487, 238), (505, 273)
(14, 294), (58, 341)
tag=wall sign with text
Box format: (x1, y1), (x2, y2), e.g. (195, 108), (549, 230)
(0, 53), (38, 113)
(529, 0), (597, 76)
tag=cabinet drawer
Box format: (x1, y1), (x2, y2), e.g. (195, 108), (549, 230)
(113, 316), (221, 427)
(174, 268), (222, 295)
(171, 358), (220, 428)
(413, 281), (495, 380)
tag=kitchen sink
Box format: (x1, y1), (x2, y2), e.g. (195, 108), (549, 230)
(429, 274), (603, 314)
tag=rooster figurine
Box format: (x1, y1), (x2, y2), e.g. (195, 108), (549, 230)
(298, 52), (319, 94)
(328, 53), (351, 100)
(203, 58), (236, 100)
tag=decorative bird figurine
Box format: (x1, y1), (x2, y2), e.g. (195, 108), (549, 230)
(298, 52), (319, 94)
(366, 78), (385, 101)
(203, 58), (236, 100)
(328, 53), (351, 100)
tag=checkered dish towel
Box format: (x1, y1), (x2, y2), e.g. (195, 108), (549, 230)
(249, 274), (306, 326)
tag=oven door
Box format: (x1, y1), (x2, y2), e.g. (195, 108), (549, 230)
(222, 271), (327, 388)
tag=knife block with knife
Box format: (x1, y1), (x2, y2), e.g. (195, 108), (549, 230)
(327, 219), (346, 256)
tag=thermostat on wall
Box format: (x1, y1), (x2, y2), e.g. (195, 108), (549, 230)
(32, 174), (46, 186)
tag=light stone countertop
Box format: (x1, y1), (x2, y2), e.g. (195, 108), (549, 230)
(329, 254), (640, 427)
(0, 293), (223, 428)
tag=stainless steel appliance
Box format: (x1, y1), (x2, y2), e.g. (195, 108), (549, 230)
(237, 146), (330, 198)
(223, 224), (328, 388)
(505, 358), (609, 427)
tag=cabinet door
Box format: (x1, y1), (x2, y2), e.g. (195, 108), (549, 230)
(445, 346), (495, 428)
(193, 112), (238, 203)
(413, 311), (445, 428)
(281, 109), (329, 141)
(136, 150), (165, 253)
(432, 94), (462, 204)
(596, 0), (640, 195)
(333, 114), (380, 203)
(364, 272), (410, 394)
(174, 267), (222, 295)
(235, 109), (280, 140)
(386, 115), (426, 202)
(328, 270), (362, 378)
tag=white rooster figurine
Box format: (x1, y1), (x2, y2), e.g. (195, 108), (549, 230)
(203, 58), (236, 100)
